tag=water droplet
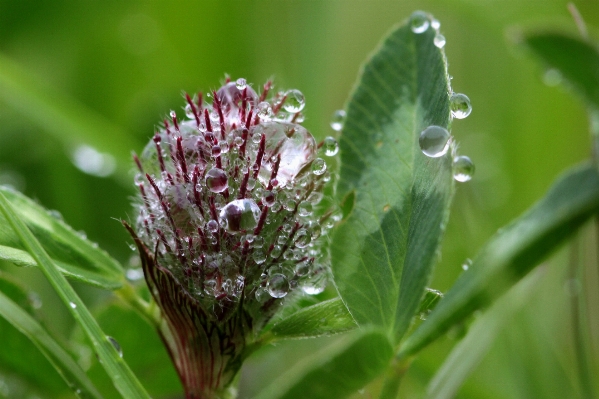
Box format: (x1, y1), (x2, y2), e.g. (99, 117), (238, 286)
(453, 156), (475, 182)
(255, 287), (269, 303)
(411, 11), (430, 34)
(253, 250), (267, 264)
(235, 78), (247, 90)
(419, 126), (450, 158)
(219, 140), (230, 153)
(205, 168), (228, 193)
(256, 122), (317, 187)
(267, 274), (290, 298)
(462, 258), (472, 271)
(311, 158), (327, 175)
(211, 145), (222, 157)
(323, 136), (339, 156)
(450, 93), (472, 119)
(207, 219), (219, 233)
(107, 336), (123, 358)
(302, 273), (327, 295)
(262, 191), (276, 207)
(28, 292), (42, 309)
(252, 236), (265, 248)
(283, 89), (305, 113)
(70, 145), (116, 177)
(270, 245), (283, 258)
(298, 201), (313, 217)
(295, 260), (311, 276)
(69, 302), (77, 309)
(256, 101), (274, 121)
(48, 210), (64, 221)
(294, 229), (311, 248)
(431, 18), (441, 30)
(543, 69), (562, 87)
(434, 33), (446, 48)
(219, 199), (261, 233)
(330, 110), (346, 131)
(126, 268), (144, 282)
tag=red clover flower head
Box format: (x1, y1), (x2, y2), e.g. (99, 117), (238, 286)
(125, 78), (339, 398)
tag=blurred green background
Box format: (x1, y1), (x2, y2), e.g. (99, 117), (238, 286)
(0, 1), (598, 398)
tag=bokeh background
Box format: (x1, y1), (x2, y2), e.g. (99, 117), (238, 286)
(1, 1), (598, 398)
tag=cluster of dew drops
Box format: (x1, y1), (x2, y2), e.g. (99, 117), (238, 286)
(411, 11), (475, 183)
(132, 77), (343, 312)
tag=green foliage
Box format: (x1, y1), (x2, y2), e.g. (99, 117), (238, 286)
(331, 15), (454, 345)
(400, 162), (599, 357)
(0, 186), (123, 289)
(0, 4), (598, 399)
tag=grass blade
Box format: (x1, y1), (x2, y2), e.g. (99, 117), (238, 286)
(0, 191), (150, 399)
(399, 162), (599, 358)
(0, 288), (103, 399)
(0, 186), (123, 290)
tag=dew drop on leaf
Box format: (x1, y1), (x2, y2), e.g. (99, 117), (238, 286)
(419, 126), (450, 158)
(453, 155), (475, 182)
(450, 93), (472, 119)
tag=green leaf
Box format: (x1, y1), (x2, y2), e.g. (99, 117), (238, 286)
(268, 298), (357, 339)
(254, 328), (393, 399)
(520, 31), (599, 109)
(0, 186), (123, 290)
(426, 268), (542, 399)
(331, 12), (454, 344)
(399, 162), (599, 358)
(0, 190), (150, 399)
(0, 274), (103, 399)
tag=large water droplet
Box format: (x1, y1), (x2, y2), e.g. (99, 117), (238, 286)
(207, 220), (219, 233)
(323, 136), (339, 156)
(453, 155), (475, 182)
(410, 11), (430, 34)
(419, 126), (450, 158)
(267, 273), (290, 298)
(434, 33), (446, 48)
(71, 145), (116, 177)
(283, 89), (305, 113)
(330, 110), (346, 131)
(107, 336), (123, 358)
(450, 93), (472, 119)
(219, 199), (261, 233)
(216, 81), (258, 113)
(254, 122), (317, 187)
(205, 168), (228, 193)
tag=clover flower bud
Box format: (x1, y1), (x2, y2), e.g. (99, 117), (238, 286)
(125, 78), (338, 398)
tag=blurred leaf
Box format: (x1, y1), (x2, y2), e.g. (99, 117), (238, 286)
(75, 303), (181, 398)
(426, 268), (542, 399)
(521, 31), (599, 109)
(267, 298), (357, 340)
(0, 186), (123, 290)
(0, 190), (150, 399)
(0, 273), (103, 399)
(0, 52), (137, 187)
(399, 162), (599, 358)
(0, 273), (72, 397)
(254, 328), (393, 399)
(331, 13), (453, 344)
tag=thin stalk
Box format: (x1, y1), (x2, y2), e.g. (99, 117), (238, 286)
(569, 235), (596, 399)
(114, 281), (161, 328)
(378, 357), (412, 399)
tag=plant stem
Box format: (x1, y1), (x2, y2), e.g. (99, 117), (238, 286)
(377, 357), (412, 399)
(115, 281), (160, 327)
(569, 235), (596, 399)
